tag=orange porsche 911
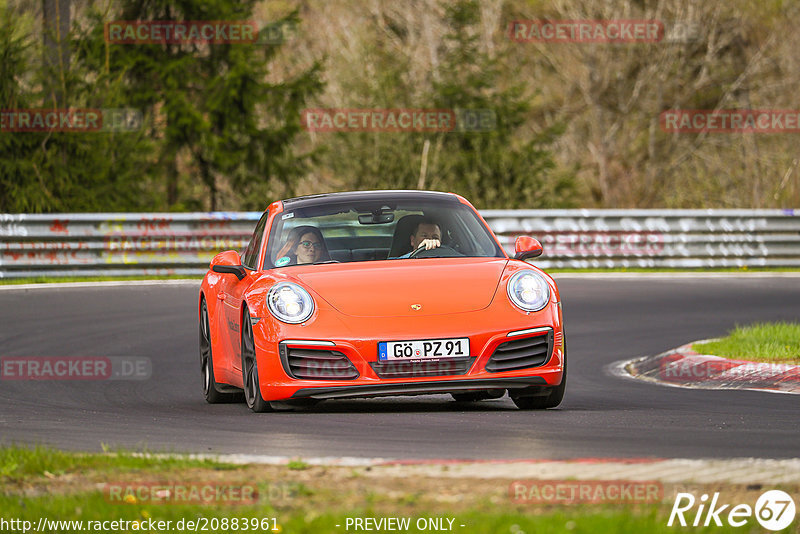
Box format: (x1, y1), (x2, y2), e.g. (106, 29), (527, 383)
(198, 190), (565, 412)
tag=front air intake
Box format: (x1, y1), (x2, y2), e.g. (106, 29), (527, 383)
(279, 345), (359, 380)
(485, 329), (553, 372)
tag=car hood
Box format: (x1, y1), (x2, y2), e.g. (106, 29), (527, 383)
(293, 258), (508, 317)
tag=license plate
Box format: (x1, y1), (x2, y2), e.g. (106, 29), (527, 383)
(378, 338), (470, 361)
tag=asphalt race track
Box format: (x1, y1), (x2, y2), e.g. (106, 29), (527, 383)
(1, 275), (798, 460)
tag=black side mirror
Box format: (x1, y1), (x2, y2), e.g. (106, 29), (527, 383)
(210, 250), (247, 280)
(212, 264), (246, 280)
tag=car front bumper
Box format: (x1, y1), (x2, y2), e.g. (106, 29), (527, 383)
(251, 299), (565, 402)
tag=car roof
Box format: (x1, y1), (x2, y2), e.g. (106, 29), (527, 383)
(281, 190), (459, 209)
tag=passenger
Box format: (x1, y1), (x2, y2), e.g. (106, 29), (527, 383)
(398, 218), (442, 258)
(274, 225), (331, 266)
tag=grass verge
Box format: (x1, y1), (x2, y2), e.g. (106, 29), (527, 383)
(694, 322), (800, 364)
(1, 446), (797, 534)
(0, 445), (231, 481)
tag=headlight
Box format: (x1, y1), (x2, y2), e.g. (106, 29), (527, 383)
(267, 282), (314, 324)
(507, 270), (550, 312)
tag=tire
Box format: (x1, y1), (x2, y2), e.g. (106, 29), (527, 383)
(511, 335), (567, 410)
(200, 299), (242, 404)
(241, 307), (272, 413)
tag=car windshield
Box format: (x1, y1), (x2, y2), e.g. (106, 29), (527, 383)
(263, 196), (505, 269)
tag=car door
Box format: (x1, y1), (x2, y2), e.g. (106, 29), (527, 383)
(221, 213), (268, 374)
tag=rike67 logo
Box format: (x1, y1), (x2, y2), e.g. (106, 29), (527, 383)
(668, 490), (796, 531)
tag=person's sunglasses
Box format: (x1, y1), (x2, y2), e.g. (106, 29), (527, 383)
(299, 240), (321, 249)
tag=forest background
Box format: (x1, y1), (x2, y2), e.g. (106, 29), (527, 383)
(2, 0), (798, 212)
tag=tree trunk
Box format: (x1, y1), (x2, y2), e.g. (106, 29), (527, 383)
(42, 0), (70, 106)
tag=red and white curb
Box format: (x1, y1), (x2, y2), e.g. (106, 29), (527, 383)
(614, 341), (800, 395)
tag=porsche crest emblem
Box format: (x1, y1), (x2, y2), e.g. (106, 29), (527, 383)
(410, 304), (422, 311)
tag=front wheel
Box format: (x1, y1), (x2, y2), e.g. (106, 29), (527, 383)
(241, 307), (272, 412)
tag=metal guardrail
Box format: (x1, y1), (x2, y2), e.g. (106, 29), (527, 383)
(0, 212), (259, 279)
(1, 210), (798, 278)
(484, 209), (800, 269)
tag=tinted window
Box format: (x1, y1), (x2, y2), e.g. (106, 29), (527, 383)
(241, 213), (268, 269)
(263, 197), (503, 269)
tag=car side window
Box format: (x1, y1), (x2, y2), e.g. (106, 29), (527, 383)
(241, 213), (268, 270)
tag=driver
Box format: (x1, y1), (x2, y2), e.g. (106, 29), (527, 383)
(398, 218), (442, 258)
